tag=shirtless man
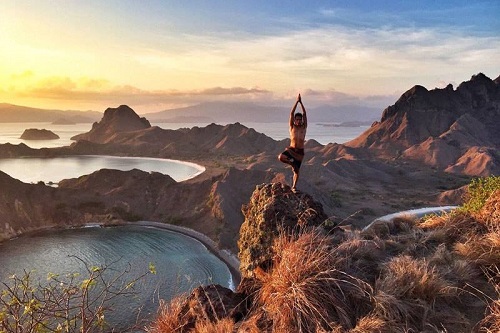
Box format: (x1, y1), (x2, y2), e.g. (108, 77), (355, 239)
(278, 93), (307, 192)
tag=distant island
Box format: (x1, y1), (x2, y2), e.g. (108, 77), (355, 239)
(20, 128), (59, 140)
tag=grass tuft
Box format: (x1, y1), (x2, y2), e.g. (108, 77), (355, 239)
(146, 297), (188, 333)
(257, 230), (373, 332)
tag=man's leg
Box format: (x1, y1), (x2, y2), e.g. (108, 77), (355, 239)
(292, 169), (299, 192)
(278, 152), (294, 165)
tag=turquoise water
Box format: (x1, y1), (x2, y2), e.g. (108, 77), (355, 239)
(0, 225), (232, 327)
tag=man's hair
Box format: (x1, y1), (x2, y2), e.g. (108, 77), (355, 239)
(294, 113), (303, 118)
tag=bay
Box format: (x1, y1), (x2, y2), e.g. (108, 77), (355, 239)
(0, 225), (233, 328)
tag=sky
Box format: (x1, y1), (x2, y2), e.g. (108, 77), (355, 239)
(1, 0), (499, 113)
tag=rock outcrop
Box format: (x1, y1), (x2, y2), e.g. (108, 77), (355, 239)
(148, 183), (335, 331)
(71, 105), (151, 143)
(20, 129), (59, 140)
(238, 183), (328, 279)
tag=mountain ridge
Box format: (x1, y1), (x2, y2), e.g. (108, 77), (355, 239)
(347, 73), (499, 175)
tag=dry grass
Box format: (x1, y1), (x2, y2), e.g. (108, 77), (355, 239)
(377, 255), (451, 301)
(148, 181), (500, 332)
(146, 297), (188, 333)
(478, 300), (500, 333)
(372, 255), (470, 331)
(257, 230), (373, 332)
(455, 232), (500, 266)
(477, 267), (500, 333)
(347, 315), (389, 333)
(192, 318), (234, 333)
(419, 211), (488, 243)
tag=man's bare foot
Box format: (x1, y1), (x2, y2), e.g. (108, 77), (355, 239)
(292, 187), (298, 193)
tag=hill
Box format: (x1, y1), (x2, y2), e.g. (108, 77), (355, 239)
(71, 105), (151, 143)
(0, 103), (102, 123)
(143, 101), (381, 124)
(3, 71), (496, 245)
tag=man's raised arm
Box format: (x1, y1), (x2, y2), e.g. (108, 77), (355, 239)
(298, 95), (307, 127)
(289, 96), (299, 127)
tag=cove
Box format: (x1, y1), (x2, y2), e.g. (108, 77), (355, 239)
(0, 225), (233, 327)
(0, 155), (205, 184)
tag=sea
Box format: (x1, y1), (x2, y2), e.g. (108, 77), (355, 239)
(0, 225), (232, 328)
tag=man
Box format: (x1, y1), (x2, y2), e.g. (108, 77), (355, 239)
(278, 93), (307, 193)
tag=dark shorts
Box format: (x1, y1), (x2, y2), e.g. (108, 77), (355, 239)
(281, 147), (305, 172)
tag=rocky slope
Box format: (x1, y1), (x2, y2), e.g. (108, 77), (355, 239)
(0, 169), (222, 242)
(347, 73), (500, 175)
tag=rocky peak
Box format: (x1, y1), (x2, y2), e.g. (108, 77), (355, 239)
(350, 73), (499, 146)
(237, 182), (329, 279)
(71, 105), (150, 143)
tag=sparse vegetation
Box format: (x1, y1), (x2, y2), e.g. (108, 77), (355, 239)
(148, 177), (499, 332)
(460, 175), (500, 214)
(329, 191), (343, 207)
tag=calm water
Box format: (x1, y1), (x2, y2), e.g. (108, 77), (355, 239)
(0, 155), (204, 184)
(0, 225), (232, 327)
(0, 121), (367, 148)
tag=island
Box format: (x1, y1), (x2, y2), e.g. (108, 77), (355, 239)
(20, 128), (60, 140)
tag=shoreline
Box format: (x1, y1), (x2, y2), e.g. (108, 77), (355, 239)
(1, 220), (242, 288)
(124, 221), (241, 287)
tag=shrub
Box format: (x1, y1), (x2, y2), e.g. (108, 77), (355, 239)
(460, 176), (500, 214)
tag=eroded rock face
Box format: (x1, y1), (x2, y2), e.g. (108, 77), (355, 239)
(238, 182), (328, 279)
(20, 129), (59, 140)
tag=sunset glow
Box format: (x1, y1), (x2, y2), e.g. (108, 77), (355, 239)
(1, 1), (499, 112)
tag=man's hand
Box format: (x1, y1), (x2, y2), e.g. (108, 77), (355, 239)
(297, 93), (302, 103)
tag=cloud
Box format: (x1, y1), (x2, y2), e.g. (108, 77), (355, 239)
(7, 75), (272, 105)
(169, 24), (499, 96)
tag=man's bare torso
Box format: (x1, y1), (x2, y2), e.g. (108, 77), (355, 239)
(290, 125), (307, 149)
